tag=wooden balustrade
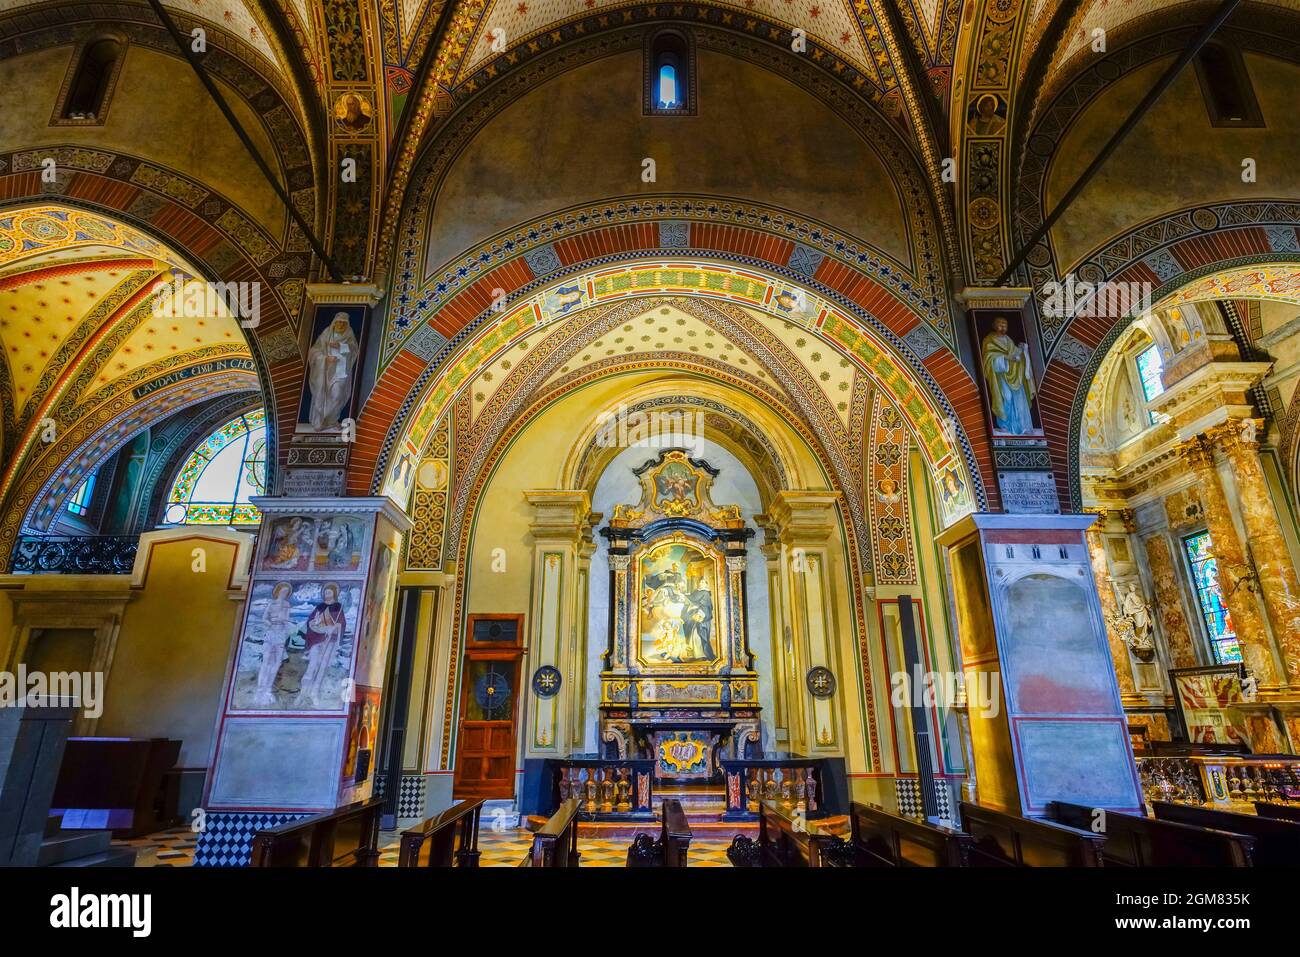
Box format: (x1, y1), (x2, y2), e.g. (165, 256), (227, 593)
(626, 798), (692, 867)
(520, 798), (581, 867)
(959, 802), (1104, 867)
(250, 797), (383, 867)
(1048, 801), (1254, 867)
(398, 798), (484, 867)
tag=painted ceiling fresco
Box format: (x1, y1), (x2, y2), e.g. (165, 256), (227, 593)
(0, 207), (256, 525)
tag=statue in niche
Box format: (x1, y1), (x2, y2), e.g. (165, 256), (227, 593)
(1118, 583), (1157, 662)
(980, 315), (1037, 435)
(306, 312), (359, 432)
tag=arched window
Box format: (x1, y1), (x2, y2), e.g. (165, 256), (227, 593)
(645, 31), (694, 115)
(58, 37), (124, 123)
(66, 471), (97, 517)
(1193, 42), (1263, 128)
(165, 409), (267, 526)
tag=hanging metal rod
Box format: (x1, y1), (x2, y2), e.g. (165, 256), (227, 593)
(144, 0), (343, 282)
(995, 0), (1242, 287)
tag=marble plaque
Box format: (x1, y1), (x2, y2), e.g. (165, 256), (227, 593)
(997, 471), (1060, 514)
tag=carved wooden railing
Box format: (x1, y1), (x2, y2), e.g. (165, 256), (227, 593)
(398, 798), (484, 867)
(718, 755), (826, 821)
(552, 756), (655, 821)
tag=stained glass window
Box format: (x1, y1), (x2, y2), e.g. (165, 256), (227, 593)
(66, 471), (96, 517)
(1136, 344), (1165, 424)
(165, 409), (266, 525)
(1182, 531), (1242, 665)
(657, 63), (679, 109)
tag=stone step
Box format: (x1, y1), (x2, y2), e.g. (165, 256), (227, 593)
(38, 830), (112, 867)
(49, 846), (137, 867)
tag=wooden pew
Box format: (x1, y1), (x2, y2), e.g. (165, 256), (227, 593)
(848, 802), (972, 867)
(1153, 801), (1300, 866)
(626, 799), (692, 867)
(750, 800), (847, 867)
(959, 802), (1104, 866)
(1255, 802), (1300, 824)
(398, 798), (484, 867)
(1048, 801), (1254, 867)
(520, 797), (580, 867)
(250, 797), (382, 867)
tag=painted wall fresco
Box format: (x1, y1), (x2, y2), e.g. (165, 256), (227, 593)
(231, 579), (362, 712)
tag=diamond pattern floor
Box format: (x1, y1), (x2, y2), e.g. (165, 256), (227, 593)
(119, 825), (737, 867)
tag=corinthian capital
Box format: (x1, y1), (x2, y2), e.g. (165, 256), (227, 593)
(1173, 435), (1216, 472)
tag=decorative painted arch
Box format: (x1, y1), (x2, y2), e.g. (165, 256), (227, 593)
(1012, 15), (1300, 356)
(378, 15), (958, 287)
(435, 364), (884, 772)
(0, 159), (312, 480)
(0, 13), (325, 227)
(1034, 204), (1300, 507)
(361, 257), (992, 524)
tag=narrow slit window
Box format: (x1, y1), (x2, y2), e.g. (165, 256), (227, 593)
(645, 31), (695, 115)
(66, 472), (97, 517)
(1193, 42), (1263, 128)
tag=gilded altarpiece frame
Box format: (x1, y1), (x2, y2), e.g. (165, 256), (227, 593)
(598, 450), (759, 783)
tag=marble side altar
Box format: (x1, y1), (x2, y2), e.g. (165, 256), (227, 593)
(596, 450), (761, 782)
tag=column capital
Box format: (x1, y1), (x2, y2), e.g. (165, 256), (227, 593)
(1173, 435), (1216, 473)
(1204, 416), (1264, 457)
(524, 490), (593, 543)
(1150, 360), (1271, 440)
(306, 282), (385, 307)
(766, 490), (842, 544)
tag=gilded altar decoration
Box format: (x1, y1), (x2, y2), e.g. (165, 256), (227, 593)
(658, 733), (709, 775)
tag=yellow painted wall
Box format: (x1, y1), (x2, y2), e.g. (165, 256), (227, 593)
(1049, 52), (1300, 269)
(98, 536), (245, 766)
(0, 44), (286, 237)
(425, 49), (913, 275)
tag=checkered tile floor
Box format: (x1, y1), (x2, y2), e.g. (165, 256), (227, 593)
(123, 826), (736, 867)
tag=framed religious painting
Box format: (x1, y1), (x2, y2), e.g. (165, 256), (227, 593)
(1170, 664), (1250, 748)
(634, 534), (725, 670)
(296, 303), (367, 435)
(969, 309), (1044, 438)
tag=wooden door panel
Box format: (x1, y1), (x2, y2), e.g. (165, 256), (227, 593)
(452, 656), (521, 799)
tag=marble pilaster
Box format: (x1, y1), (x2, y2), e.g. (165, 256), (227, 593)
(1175, 437), (1280, 687)
(1207, 420), (1300, 685)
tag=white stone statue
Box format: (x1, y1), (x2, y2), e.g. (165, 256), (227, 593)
(305, 311), (359, 432)
(1119, 582), (1156, 662)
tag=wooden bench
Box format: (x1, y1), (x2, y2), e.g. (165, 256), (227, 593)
(250, 797), (382, 867)
(1255, 802), (1300, 824)
(1048, 801), (1254, 867)
(848, 801), (973, 867)
(626, 799), (692, 867)
(520, 797), (580, 867)
(727, 800), (849, 867)
(959, 802), (1104, 866)
(398, 798), (484, 867)
(1153, 801), (1300, 866)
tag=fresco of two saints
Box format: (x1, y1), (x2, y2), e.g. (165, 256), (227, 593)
(638, 541), (719, 665)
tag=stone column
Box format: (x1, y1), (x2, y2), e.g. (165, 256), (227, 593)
(768, 491), (842, 756)
(1175, 436), (1282, 688)
(1207, 420), (1300, 684)
(936, 513), (1142, 817)
(1141, 535), (1199, 669)
(1085, 519), (1136, 696)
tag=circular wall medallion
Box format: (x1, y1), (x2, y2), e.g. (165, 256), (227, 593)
(806, 666), (836, 699)
(532, 665), (562, 698)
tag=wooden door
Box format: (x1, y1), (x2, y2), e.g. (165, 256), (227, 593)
(452, 653), (522, 799)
